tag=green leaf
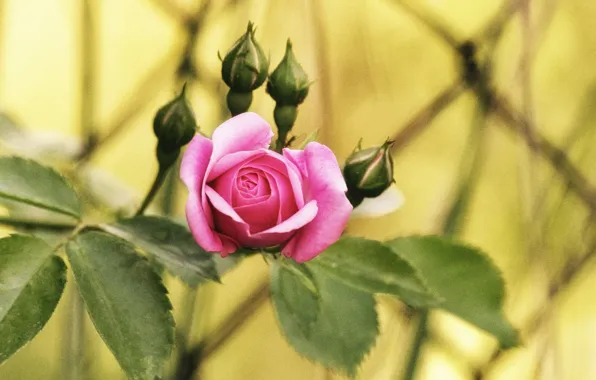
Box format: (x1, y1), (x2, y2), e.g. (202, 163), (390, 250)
(386, 236), (519, 348)
(311, 237), (439, 308)
(272, 264), (378, 376)
(101, 216), (220, 286)
(270, 260), (320, 336)
(0, 157), (80, 219)
(0, 235), (66, 364)
(66, 231), (174, 380)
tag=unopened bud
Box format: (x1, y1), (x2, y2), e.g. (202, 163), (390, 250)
(221, 22), (269, 93)
(267, 40), (310, 106)
(153, 84), (196, 153)
(343, 140), (395, 206)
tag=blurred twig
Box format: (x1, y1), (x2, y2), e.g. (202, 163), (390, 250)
(401, 98), (490, 380)
(75, 50), (178, 164)
(491, 94), (596, 211)
(200, 280), (270, 360)
(173, 280), (270, 380)
(80, 0), (97, 152)
(475, 0), (520, 46)
(307, 0), (334, 145)
(390, 81), (466, 154)
(148, 0), (190, 21)
(390, 0), (460, 48)
(474, 234), (596, 379)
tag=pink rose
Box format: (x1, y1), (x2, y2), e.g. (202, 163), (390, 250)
(180, 112), (352, 262)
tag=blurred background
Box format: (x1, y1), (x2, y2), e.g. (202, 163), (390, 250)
(1, 0), (596, 379)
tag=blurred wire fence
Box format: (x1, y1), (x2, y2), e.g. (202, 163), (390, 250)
(1, 0), (596, 379)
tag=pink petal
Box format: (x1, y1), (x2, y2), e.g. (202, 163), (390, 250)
(205, 186), (246, 225)
(260, 200), (318, 234)
(180, 135), (222, 252)
(209, 113), (273, 171)
(282, 142), (352, 262)
(253, 151), (305, 209)
(208, 149), (266, 181)
(234, 172), (280, 233)
(248, 163), (297, 222)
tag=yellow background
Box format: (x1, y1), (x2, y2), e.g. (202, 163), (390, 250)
(1, 0), (596, 379)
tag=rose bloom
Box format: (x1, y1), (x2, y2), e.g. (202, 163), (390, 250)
(180, 112), (352, 262)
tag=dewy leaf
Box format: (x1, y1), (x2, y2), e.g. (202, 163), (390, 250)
(0, 157), (81, 219)
(270, 260), (320, 337)
(272, 264), (379, 377)
(386, 236), (519, 348)
(0, 235), (66, 364)
(66, 231), (174, 380)
(101, 216), (220, 286)
(311, 237), (439, 308)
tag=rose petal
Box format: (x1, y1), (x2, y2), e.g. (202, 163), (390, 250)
(248, 163), (297, 222)
(180, 135), (222, 252)
(252, 151), (305, 209)
(205, 186), (246, 225)
(259, 200), (318, 234)
(209, 113), (273, 172)
(208, 149), (266, 181)
(234, 172), (280, 233)
(282, 142), (352, 262)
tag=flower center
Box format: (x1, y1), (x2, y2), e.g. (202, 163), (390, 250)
(234, 168), (270, 199)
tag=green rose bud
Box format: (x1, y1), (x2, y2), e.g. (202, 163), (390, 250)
(343, 140), (395, 206)
(266, 39), (310, 106)
(221, 22), (269, 93)
(153, 84), (196, 153)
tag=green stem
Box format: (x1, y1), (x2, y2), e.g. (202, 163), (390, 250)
(275, 130), (289, 153)
(136, 166), (169, 216)
(0, 216), (78, 231)
(63, 282), (86, 380)
(160, 159), (180, 215)
(401, 310), (428, 380)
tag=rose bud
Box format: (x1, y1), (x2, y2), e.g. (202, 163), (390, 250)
(153, 84), (197, 154)
(343, 140), (395, 207)
(180, 112), (352, 263)
(266, 39), (310, 107)
(267, 40), (311, 151)
(221, 22), (269, 116)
